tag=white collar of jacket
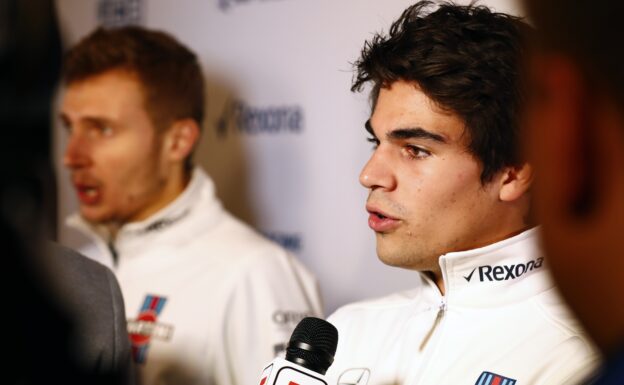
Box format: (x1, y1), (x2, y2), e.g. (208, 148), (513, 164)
(66, 167), (224, 259)
(419, 227), (552, 309)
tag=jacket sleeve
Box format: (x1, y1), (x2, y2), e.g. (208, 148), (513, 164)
(46, 242), (135, 384)
(212, 248), (324, 385)
(103, 266), (135, 385)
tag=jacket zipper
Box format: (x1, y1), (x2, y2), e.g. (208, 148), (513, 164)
(419, 299), (446, 351)
(108, 239), (119, 266)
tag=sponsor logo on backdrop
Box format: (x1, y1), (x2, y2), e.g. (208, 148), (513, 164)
(218, 0), (288, 12)
(262, 231), (302, 253)
(217, 99), (304, 138)
(97, 0), (142, 27)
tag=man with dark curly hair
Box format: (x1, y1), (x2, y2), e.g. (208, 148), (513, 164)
(325, 2), (598, 384)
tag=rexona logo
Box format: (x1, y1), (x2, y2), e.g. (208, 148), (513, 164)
(218, 0), (288, 12)
(217, 99), (304, 138)
(463, 258), (544, 282)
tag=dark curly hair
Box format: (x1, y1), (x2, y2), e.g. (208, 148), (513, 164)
(352, 1), (532, 182)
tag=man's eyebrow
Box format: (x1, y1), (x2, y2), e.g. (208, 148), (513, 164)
(82, 116), (111, 126)
(365, 119), (447, 143)
(59, 113), (72, 128)
(64, 115), (114, 126)
(388, 127), (447, 143)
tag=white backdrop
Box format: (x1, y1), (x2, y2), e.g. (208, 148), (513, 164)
(55, 0), (523, 314)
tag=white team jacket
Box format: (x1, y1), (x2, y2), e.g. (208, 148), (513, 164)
(326, 229), (599, 385)
(67, 168), (323, 385)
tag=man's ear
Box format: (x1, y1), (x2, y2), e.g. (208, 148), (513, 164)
(163, 119), (200, 163)
(498, 163), (533, 202)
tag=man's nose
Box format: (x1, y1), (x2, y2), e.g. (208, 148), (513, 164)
(359, 147), (396, 191)
(63, 132), (91, 170)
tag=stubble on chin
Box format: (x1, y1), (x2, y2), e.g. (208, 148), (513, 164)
(375, 232), (436, 271)
(377, 234), (422, 270)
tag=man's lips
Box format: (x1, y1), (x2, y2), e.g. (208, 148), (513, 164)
(366, 205), (401, 232)
(74, 183), (102, 205)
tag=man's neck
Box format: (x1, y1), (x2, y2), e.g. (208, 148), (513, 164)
(105, 168), (192, 242)
(435, 273), (445, 295)
(424, 270), (446, 295)
(106, 222), (121, 241)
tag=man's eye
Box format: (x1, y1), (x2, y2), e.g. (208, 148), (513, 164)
(85, 122), (113, 138)
(405, 145), (431, 159)
(62, 122), (73, 134)
(90, 124), (113, 137)
(366, 137), (379, 149)
(101, 125), (113, 136)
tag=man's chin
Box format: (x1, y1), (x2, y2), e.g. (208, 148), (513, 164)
(376, 243), (432, 271)
(377, 248), (411, 268)
(79, 206), (113, 225)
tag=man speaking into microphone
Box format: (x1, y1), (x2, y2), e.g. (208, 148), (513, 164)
(326, 2), (598, 385)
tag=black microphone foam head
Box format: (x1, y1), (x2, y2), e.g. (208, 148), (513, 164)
(285, 317), (338, 375)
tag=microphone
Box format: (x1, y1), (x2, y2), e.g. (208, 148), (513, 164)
(259, 317), (338, 385)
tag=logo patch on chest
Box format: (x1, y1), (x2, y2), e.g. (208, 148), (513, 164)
(475, 371), (516, 385)
(127, 294), (174, 364)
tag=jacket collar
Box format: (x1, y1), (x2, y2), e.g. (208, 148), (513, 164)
(67, 167), (223, 260)
(420, 228), (553, 308)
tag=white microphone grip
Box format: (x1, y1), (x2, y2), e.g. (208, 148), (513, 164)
(258, 357), (328, 385)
